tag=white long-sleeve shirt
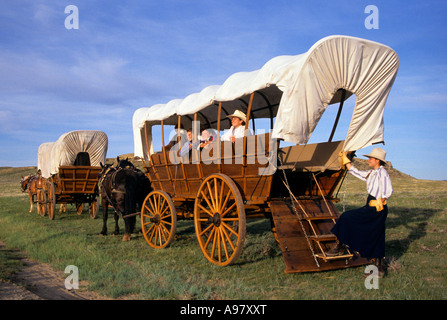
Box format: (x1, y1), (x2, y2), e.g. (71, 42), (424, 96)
(221, 126), (252, 141)
(348, 165), (393, 200)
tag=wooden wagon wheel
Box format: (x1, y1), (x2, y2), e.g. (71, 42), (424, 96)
(36, 189), (46, 217)
(194, 173), (246, 267)
(76, 203), (84, 215)
(141, 190), (177, 249)
(89, 197), (99, 219)
(46, 181), (56, 220)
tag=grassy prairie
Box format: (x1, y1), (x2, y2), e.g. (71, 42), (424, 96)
(0, 166), (446, 300)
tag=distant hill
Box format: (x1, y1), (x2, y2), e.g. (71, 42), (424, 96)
(350, 158), (414, 179)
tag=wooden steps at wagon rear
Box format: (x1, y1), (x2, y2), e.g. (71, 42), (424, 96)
(270, 200), (369, 273)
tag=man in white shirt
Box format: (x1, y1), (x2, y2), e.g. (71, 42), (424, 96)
(221, 110), (252, 143)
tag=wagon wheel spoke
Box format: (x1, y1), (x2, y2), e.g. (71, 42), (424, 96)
(197, 203), (214, 218)
(194, 174), (246, 267)
(221, 220), (239, 237)
(159, 203), (171, 218)
(218, 179), (225, 212)
(206, 180), (216, 211)
(220, 226), (236, 251)
(221, 201), (237, 218)
(141, 191), (177, 249)
(142, 204), (155, 218)
(148, 197), (157, 215)
(219, 188), (232, 215)
(146, 223), (157, 241)
(199, 190), (215, 215)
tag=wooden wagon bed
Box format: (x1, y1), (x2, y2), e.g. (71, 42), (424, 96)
(56, 166), (101, 196)
(144, 133), (274, 205)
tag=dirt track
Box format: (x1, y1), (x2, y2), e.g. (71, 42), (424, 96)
(0, 241), (107, 300)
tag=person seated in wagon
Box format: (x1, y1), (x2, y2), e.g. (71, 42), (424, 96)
(179, 128), (195, 156)
(221, 110), (252, 143)
(179, 128), (217, 156)
(199, 128), (217, 150)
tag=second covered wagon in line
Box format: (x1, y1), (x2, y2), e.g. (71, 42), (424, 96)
(37, 130), (108, 220)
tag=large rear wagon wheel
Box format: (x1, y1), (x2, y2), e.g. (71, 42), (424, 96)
(194, 174), (246, 267)
(141, 190), (177, 249)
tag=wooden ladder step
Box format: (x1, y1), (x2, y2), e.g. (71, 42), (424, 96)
(308, 234), (337, 242)
(315, 253), (354, 261)
(303, 215), (337, 221)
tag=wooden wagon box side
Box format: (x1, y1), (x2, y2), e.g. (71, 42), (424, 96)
(56, 166), (101, 195)
(144, 133), (276, 204)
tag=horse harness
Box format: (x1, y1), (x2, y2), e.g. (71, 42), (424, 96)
(98, 166), (127, 217)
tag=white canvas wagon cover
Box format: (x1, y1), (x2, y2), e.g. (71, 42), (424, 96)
(38, 130), (108, 178)
(133, 35), (399, 160)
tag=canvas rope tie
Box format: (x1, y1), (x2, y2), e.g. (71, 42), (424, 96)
(278, 155), (320, 268)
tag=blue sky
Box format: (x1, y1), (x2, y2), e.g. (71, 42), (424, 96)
(0, 0), (446, 180)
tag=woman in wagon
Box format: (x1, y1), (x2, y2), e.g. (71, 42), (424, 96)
(221, 109), (252, 143)
(328, 148), (393, 277)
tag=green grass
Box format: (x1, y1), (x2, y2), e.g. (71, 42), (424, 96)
(0, 166), (446, 299)
(0, 243), (25, 281)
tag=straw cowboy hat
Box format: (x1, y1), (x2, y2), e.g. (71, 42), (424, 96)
(363, 148), (387, 162)
(227, 110), (247, 123)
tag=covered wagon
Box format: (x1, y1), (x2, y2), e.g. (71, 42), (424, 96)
(132, 35), (399, 272)
(37, 130), (108, 219)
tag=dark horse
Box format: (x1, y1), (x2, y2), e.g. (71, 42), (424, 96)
(99, 157), (152, 241)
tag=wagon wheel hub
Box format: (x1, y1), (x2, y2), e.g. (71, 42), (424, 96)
(211, 212), (221, 227)
(150, 214), (161, 225)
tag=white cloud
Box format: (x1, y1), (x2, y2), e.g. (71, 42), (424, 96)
(33, 3), (57, 26)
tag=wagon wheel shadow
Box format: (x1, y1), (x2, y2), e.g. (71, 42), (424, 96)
(232, 220), (282, 266)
